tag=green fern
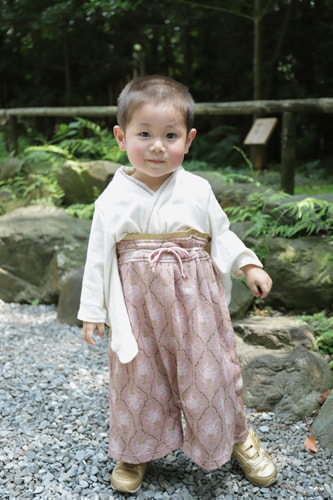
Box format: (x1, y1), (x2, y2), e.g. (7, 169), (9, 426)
(0, 175), (27, 199)
(233, 145), (255, 172)
(8, 118), (124, 211)
(226, 189), (285, 231)
(244, 213), (277, 238)
(273, 197), (333, 237)
(75, 117), (102, 135)
(297, 311), (333, 365)
(25, 144), (73, 160)
(226, 192), (332, 240)
(65, 203), (95, 219)
(23, 173), (65, 201)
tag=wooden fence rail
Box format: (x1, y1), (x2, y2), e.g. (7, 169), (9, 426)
(2, 98), (333, 193)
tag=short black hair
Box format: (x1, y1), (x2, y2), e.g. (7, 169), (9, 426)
(117, 75), (195, 132)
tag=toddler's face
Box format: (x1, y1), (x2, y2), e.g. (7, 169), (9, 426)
(114, 102), (196, 190)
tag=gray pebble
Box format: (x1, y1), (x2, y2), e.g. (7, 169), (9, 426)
(259, 425), (270, 433)
(0, 300), (332, 499)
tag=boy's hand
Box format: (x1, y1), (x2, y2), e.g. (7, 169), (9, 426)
(82, 321), (105, 346)
(241, 264), (272, 299)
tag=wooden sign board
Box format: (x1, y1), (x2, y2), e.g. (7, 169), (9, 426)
(244, 117), (278, 146)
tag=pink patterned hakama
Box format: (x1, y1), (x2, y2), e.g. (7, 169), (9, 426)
(108, 233), (248, 470)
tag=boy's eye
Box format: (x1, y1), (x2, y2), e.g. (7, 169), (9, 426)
(139, 132), (150, 137)
(166, 132), (177, 139)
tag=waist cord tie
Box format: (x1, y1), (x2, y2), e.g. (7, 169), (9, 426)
(148, 247), (190, 279)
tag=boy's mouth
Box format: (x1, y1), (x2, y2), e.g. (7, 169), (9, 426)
(147, 159), (165, 165)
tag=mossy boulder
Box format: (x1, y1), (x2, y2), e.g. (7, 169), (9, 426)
(194, 170), (270, 207)
(57, 160), (120, 204)
(252, 236), (333, 313)
(0, 205), (90, 303)
(235, 316), (333, 422)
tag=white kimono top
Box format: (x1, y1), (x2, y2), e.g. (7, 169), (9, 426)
(77, 166), (262, 363)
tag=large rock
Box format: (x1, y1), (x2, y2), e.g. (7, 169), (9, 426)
(57, 267), (84, 326)
(254, 236), (333, 313)
(229, 278), (254, 319)
(57, 160), (120, 204)
(311, 390), (333, 454)
(233, 315), (319, 351)
(230, 223), (332, 314)
(0, 158), (23, 182)
(194, 171), (270, 207)
(235, 316), (333, 421)
(0, 205), (91, 303)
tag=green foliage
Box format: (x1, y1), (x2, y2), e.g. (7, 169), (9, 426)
(295, 184), (333, 196)
(232, 146), (255, 172)
(82, 0), (142, 14)
(226, 192), (333, 241)
(0, 174), (25, 214)
(273, 197), (333, 238)
(50, 117), (126, 162)
(0, 118), (124, 213)
(0, 132), (9, 163)
(2, 0), (333, 126)
(65, 203), (95, 219)
(298, 311), (333, 367)
(24, 173), (65, 204)
(17, 147), (66, 206)
(190, 125), (241, 167)
(2, 173), (64, 208)
(225, 190), (285, 237)
(183, 160), (211, 172)
(25, 144), (74, 160)
(294, 160), (333, 195)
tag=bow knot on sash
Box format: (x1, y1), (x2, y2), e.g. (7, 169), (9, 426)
(148, 246), (190, 279)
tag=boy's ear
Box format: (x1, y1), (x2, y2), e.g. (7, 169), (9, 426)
(185, 128), (197, 154)
(113, 125), (126, 151)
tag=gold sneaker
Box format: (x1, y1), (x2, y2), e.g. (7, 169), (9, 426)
(111, 461), (147, 493)
(232, 428), (277, 487)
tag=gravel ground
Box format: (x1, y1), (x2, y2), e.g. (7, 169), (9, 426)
(1, 300), (332, 500)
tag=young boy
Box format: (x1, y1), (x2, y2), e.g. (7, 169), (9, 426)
(78, 75), (277, 493)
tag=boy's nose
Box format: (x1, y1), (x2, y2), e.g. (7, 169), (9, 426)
(150, 139), (165, 152)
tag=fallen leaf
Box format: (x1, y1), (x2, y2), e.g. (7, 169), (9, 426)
(304, 436), (318, 453)
(318, 389), (331, 405)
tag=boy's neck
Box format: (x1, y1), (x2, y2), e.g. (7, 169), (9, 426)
(131, 169), (174, 191)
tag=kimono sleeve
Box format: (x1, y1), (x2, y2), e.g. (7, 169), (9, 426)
(207, 188), (262, 303)
(77, 205), (108, 323)
(77, 202), (139, 363)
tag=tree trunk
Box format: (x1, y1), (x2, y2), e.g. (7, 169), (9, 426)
(264, 0), (295, 99)
(253, 0), (262, 101)
(251, 0), (263, 164)
(63, 31), (71, 106)
(5, 115), (18, 153)
(281, 112), (296, 194)
(181, 16), (192, 86)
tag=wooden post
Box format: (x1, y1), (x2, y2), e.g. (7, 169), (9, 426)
(254, 145), (265, 169)
(281, 112), (296, 194)
(5, 114), (18, 154)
